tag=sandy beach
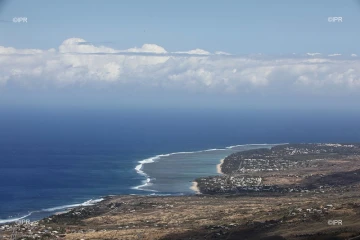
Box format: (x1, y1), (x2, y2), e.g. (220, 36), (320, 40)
(216, 158), (224, 174)
(190, 181), (200, 194)
(190, 158), (223, 193)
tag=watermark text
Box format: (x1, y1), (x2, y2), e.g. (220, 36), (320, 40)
(328, 219), (342, 225)
(328, 17), (342, 23)
(12, 17), (28, 23)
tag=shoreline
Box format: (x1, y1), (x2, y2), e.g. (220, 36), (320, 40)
(190, 181), (200, 194)
(4, 143), (360, 239)
(216, 158), (224, 174)
(133, 143), (279, 190)
(3, 143), (280, 225)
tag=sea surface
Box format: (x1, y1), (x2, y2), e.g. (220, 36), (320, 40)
(1, 108), (360, 223)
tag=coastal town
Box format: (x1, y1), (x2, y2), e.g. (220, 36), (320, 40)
(195, 143), (360, 194)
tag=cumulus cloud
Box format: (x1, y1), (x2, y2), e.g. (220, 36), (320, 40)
(1, 38), (360, 95)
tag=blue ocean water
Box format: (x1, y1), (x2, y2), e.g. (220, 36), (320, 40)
(1, 108), (360, 223)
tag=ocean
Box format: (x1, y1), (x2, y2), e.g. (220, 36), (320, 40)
(1, 108), (360, 223)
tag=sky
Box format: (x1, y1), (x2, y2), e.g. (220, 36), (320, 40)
(0, 0), (360, 109)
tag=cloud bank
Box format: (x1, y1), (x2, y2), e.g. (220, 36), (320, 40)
(1, 38), (360, 95)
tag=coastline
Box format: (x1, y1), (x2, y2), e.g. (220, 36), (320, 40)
(0, 198), (105, 225)
(190, 181), (200, 194)
(5, 143), (360, 239)
(2, 143), (279, 225)
(132, 143), (278, 191)
(216, 158), (224, 174)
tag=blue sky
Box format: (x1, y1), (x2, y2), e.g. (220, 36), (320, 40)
(0, 0), (360, 109)
(1, 0), (359, 53)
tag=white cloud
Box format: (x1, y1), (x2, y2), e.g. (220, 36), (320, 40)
(59, 38), (117, 54)
(174, 49), (210, 55)
(1, 38), (360, 95)
(328, 53), (341, 57)
(306, 52), (321, 56)
(215, 51), (232, 56)
(126, 44), (167, 54)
